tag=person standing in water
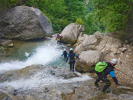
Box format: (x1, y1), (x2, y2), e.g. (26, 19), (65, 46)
(62, 49), (68, 62)
(67, 48), (79, 72)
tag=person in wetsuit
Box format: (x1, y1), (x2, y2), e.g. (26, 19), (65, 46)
(62, 49), (68, 62)
(67, 48), (79, 72)
(95, 59), (120, 92)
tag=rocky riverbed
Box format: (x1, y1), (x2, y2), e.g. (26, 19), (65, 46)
(0, 65), (133, 100)
(0, 5), (133, 100)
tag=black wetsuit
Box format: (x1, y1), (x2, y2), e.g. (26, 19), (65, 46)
(62, 50), (68, 62)
(68, 51), (76, 72)
(95, 62), (119, 92)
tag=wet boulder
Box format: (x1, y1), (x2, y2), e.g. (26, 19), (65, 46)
(76, 50), (102, 72)
(0, 6), (53, 40)
(75, 34), (99, 53)
(60, 23), (84, 44)
(74, 32), (133, 84)
(0, 91), (12, 100)
(0, 65), (44, 82)
(0, 39), (13, 47)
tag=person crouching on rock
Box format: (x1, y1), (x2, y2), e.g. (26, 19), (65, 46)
(94, 59), (120, 93)
(67, 48), (79, 72)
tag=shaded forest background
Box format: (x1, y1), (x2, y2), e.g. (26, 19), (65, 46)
(0, 0), (132, 40)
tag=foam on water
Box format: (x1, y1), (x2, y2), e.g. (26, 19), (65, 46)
(0, 39), (92, 91)
(0, 40), (62, 72)
(0, 71), (92, 90)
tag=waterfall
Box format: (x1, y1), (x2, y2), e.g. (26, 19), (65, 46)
(0, 39), (91, 91)
(0, 39), (63, 72)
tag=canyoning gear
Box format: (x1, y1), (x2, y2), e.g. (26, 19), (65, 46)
(102, 79), (111, 93)
(94, 61), (119, 93)
(70, 48), (73, 51)
(62, 50), (68, 62)
(110, 59), (118, 64)
(68, 51), (76, 72)
(70, 62), (75, 72)
(95, 62), (108, 72)
(68, 50), (78, 72)
(112, 77), (119, 85)
(109, 71), (116, 78)
(103, 62), (116, 76)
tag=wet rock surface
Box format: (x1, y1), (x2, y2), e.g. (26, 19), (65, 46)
(0, 65), (133, 100)
(0, 65), (44, 82)
(73, 32), (133, 84)
(0, 91), (12, 100)
(1, 78), (133, 100)
(0, 39), (13, 47)
(0, 6), (53, 40)
(60, 23), (84, 44)
(76, 50), (102, 72)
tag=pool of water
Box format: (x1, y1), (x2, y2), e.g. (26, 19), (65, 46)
(0, 38), (68, 72)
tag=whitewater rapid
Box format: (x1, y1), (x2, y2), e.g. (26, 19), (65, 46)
(0, 39), (91, 90)
(0, 39), (63, 72)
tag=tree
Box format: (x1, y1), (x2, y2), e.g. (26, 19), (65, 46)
(85, 0), (131, 35)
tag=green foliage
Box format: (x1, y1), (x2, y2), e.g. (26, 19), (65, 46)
(0, 0), (132, 36)
(25, 0), (86, 33)
(64, 0), (85, 21)
(85, 0), (131, 34)
(26, 0), (68, 32)
(0, 0), (25, 11)
(76, 18), (84, 25)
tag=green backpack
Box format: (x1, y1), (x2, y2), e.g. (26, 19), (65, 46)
(95, 62), (108, 72)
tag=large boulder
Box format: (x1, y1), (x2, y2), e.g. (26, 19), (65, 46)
(75, 32), (133, 84)
(75, 32), (122, 54)
(76, 50), (102, 72)
(0, 65), (44, 82)
(75, 34), (99, 53)
(0, 39), (13, 47)
(0, 6), (53, 40)
(0, 91), (12, 100)
(60, 23), (84, 44)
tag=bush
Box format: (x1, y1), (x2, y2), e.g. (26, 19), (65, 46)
(85, 0), (131, 35)
(76, 18), (84, 25)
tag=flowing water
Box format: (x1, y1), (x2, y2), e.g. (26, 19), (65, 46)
(0, 38), (66, 72)
(0, 38), (91, 92)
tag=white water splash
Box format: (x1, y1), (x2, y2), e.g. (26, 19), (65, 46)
(0, 71), (92, 90)
(0, 40), (63, 72)
(0, 39), (92, 91)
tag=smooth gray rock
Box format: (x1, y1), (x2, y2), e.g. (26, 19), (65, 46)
(60, 23), (84, 44)
(0, 6), (53, 40)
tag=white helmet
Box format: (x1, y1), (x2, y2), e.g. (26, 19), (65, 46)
(70, 48), (73, 51)
(110, 59), (118, 64)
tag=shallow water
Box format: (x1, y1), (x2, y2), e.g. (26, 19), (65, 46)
(0, 38), (67, 72)
(0, 38), (91, 91)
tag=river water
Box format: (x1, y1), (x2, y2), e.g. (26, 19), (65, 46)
(0, 38), (67, 72)
(0, 38), (91, 91)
